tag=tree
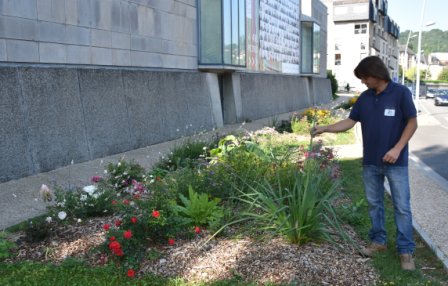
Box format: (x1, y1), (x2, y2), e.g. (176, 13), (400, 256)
(327, 70), (338, 99)
(438, 67), (448, 81)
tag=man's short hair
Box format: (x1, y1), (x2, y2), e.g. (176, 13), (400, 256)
(354, 56), (392, 82)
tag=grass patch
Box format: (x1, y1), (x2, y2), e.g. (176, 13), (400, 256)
(321, 129), (355, 146)
(339, 159), (448, 285)
(0, 261), (286, 286)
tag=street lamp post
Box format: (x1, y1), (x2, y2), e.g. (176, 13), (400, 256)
(415, 0), (435, 113)
(402, 32), (417, 85)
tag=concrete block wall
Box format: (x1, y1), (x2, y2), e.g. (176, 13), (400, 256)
(237, 73), (312, 121)
(0, 66), (218, 183)
(0, 0), (197, 69)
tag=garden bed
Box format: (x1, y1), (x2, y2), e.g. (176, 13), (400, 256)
(5, 217), (378, 285)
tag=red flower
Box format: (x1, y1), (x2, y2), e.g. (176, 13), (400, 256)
(112, 200), (117, 205)
(168, 238), (175, 246)
(123, 199), (129, 205)
(91, 175), (102, 183)
(152, 210), (160, 218)
(103, 224), (111, 231)
(109, 241), (121, 250)
(194, 226), (201, 234)
(109, 236), (116, 242)
(124, 230), (132, 239)
(115, 219), (122, 227)
(131, 217), (137, 224)
(114, 249), (124, 256)
(127, 269), (135, 277)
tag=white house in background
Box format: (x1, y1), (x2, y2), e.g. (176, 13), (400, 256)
(323, 0), (400, 92)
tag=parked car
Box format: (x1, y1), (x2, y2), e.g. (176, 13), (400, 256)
(434, 90), (448, 106)
(426, 89), (437, 98)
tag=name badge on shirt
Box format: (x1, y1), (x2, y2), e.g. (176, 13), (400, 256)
(384, 109), (395, 116)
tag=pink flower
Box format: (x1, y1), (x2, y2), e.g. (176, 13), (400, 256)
(168, 238), (175, 246)
(131, 217), (137, 224)
(103, 224), (110, 231)
(112, 200), (117, 205)
(123, 199), (129, 205)
(109, 236), (116, 242)
(152, 210), (160, 218)
(115, 219), (122, 227)
(123, 230), (132, 239)
(91, 176), (102, 183)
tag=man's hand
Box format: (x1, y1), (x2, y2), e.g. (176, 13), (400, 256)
(310, 125), (326, 137)
(383, 147), (401, 164)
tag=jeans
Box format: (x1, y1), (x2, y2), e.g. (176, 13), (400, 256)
(363, 165), (415, 254)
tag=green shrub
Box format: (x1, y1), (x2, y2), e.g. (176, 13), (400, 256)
(438, 67), (448, 81)
(105, 160), (146, 192)
(155, 140), (211, 172)
(50, 185), (115, 220)
(327, 70), (338, 98)
(0, 232), (15, 260)
(24, 216), (54, 243)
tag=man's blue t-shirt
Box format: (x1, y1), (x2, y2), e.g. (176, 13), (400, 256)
(349, 81), (417, 166)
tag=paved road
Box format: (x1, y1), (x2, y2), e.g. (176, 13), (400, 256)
(411, 98), (448, 180)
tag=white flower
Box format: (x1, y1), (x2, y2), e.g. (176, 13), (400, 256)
(39, 184), (54, 202)
(80, 194), (87, 201)
(83, 185), (97, 196)
(104, 169), (108, 174)
(117, 162), (121, 167)
(45, 216), (53, 223)
(77, 219), (82, 223)
(92, 193), (99, 199)
(58, 211), (67, 220)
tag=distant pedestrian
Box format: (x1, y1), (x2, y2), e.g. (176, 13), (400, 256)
(345, 83), (351, 92)
(311, 56), (418, 271)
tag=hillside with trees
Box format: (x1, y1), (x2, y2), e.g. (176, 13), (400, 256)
(399, 29), (448, 55)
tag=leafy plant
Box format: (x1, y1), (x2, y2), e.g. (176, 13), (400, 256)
(24, 216), (54, 243)
(0, 232), (15, 260)
(175, 186), (224, 228)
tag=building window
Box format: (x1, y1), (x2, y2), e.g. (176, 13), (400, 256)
(335, 54), (341, 65)
(355, 24), (367, 34)
(198, 0), (246, 66)
(301, 21), (320, 74)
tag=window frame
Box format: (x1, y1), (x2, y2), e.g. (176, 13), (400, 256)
(198, 0), (247, 68)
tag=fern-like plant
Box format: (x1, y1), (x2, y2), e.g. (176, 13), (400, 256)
(175, 186), (224, 228)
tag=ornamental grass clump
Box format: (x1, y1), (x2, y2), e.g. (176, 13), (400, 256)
(235, 159), (343, 245)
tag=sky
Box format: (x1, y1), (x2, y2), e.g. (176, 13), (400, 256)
(387, 0), (447, 32)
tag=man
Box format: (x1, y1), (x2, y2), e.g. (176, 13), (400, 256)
(311, 56), (418, 271)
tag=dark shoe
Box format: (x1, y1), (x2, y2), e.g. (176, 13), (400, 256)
(359, 242), (387, 257)
(400, 253), (416, 271)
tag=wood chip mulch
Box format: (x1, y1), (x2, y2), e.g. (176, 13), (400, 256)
(5, 216), (379, 285)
